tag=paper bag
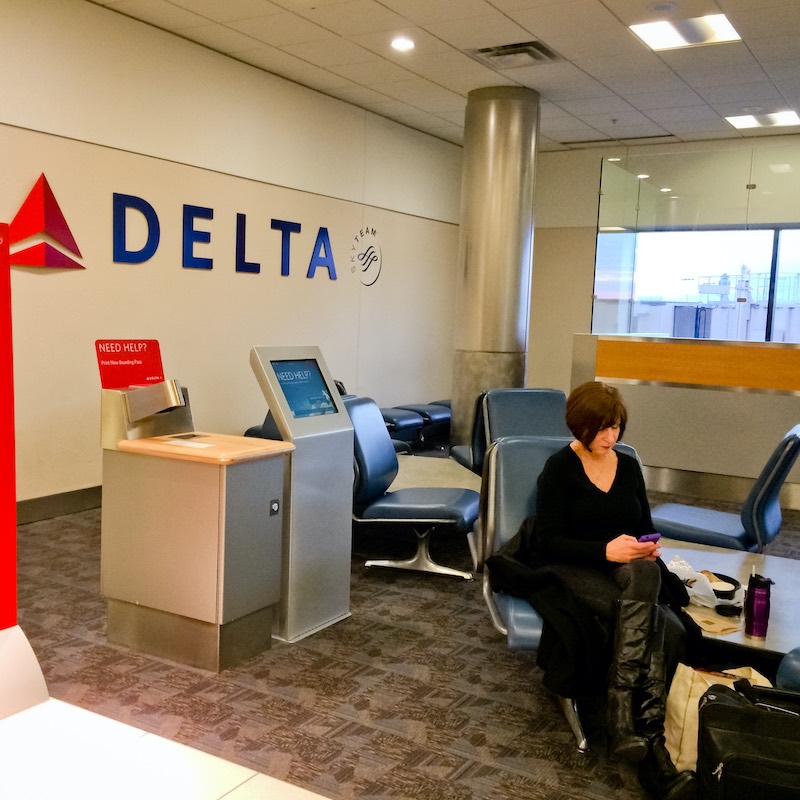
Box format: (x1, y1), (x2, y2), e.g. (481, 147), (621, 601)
(665, 663), (772, 771)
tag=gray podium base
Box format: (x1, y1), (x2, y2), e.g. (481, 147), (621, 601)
(0, 625), (49, 721)
(107, 600), (274, 673)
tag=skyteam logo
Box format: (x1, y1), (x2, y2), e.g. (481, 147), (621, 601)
(9, 174), (83, 270)
(351, 227), (382, 286)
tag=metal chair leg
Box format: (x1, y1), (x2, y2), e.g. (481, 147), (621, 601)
(365, 529), (473, 580)
(558, 696), (590, 754)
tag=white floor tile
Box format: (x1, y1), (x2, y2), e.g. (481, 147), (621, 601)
(0, 699), (328, 800)
(224, 773), (330, 800)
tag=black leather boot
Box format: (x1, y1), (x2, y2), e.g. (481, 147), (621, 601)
(636, 650), (696, 800)
(606, 599), (655, 763)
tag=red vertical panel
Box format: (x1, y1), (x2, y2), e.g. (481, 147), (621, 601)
(0, 223), (16, 630)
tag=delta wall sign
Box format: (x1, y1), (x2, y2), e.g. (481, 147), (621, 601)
(8, 173), (383, 286)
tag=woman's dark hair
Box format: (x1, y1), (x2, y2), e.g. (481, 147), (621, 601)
(565, 381), (627, 450)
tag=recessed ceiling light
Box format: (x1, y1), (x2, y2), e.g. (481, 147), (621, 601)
(660, 187), (671, 192)
(391, 36), (415, 52)
(630, 14), (740, 50)
(607, 157), (622, 162)
(637, 173), (650, 179)
(726, 111), (800, 129)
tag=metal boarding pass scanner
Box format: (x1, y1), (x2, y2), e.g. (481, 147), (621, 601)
(100, 380), (293, 672)
(249, 345), (354, 643)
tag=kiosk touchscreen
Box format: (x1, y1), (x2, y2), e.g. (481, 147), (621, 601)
(272, 359), (337, 419)
(250, 345), (353, 642)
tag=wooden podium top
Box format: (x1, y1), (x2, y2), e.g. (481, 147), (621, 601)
(117, 432), (294, 464)
(592, 336), (800, 393)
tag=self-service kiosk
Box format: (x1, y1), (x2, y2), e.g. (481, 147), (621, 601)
(250, 345), (353, 642)
(100, 378), (293, 671)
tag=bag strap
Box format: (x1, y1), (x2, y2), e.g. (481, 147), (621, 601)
(734, 677), (800, 717)
(733, 678), (757, 703)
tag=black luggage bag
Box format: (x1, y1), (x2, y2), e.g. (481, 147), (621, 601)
(697, 679), (800, 800)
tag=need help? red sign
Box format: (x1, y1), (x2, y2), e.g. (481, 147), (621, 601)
(95, 339), (165, 389)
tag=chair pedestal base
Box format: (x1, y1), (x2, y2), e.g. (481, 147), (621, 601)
(365, 530), (473, 580)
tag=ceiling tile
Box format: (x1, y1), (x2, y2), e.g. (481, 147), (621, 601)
(291, 0), (409, 36)
(625, 88), (708, 111)
(385, 50), (507, 93)
(747, 35), (800, 64)
(694, 82), (785, 107)
(724, 3), (800, 38)
(366, 77), (466, 112)
(646, 105), (722, 125)
(329, 58), (419, 84)
(108, 0), (208, 28)
(235, 42), (323, 73)
(180, 23), (263, 52)
(380, 0), (499, 24)
(280, 37), (379, 67)
(503, 61), (617, 102)
(508, 1), (642, 59)
(423, 13), (535, 50)
(557, 96), (639, 116)
(578, 110), (669, 138)
(328, 83), (400, 106)
(169, 0), (283, 22)
(227, 11), (333, 45)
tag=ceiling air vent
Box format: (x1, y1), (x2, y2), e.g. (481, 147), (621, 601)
(467, 41), (558, 69)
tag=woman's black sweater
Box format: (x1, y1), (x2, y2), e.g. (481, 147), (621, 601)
(532, 445), (654, 570)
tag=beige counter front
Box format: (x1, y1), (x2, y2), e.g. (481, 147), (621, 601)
(101, 433), (294, 671)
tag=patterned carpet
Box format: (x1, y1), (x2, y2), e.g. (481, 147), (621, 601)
(15, 491), (800, 800)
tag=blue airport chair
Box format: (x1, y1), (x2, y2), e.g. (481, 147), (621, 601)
(776, 647), (800, 692)
(453, 388), (571, 476)
(651, 424), (800, 552)
(480, 434), (641, 753)
(451, 391), (488, 473)
(380, 406), (424, 446)
(393, 401), (451, 446)
(343, 396), (478, 580)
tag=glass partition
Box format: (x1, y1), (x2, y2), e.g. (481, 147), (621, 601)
(594, 143), (800, 342)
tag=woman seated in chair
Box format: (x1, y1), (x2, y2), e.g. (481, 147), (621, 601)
(525, 381), (697, 800)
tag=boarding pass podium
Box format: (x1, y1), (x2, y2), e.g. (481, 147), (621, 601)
(100, 380), (293, 671)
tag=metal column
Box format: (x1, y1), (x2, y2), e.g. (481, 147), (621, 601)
(451, 87), (540, 444)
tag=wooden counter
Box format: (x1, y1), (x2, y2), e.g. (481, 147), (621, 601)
(574, 334), (800, 394)
(117, 431), (293, 464)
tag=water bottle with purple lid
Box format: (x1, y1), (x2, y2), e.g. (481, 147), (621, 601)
(744, 569), (773, 638)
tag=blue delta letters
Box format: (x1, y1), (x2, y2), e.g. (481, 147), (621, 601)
(112, 193), (337, 279)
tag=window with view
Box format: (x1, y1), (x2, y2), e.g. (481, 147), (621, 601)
(593, 152), (800, 343)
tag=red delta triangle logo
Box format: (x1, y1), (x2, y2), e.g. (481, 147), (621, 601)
(9, 174), (83, 270)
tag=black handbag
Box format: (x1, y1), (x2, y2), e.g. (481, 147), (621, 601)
(697, 679), (800, 800)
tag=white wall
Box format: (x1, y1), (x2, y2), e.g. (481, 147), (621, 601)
(528, 149), (601, 392)
(2, 0), (463, 501)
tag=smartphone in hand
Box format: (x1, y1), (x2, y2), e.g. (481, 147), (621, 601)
(638, 533), (661, 543)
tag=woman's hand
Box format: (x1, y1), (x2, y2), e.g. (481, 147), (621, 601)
(605, 533), (660, 563)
